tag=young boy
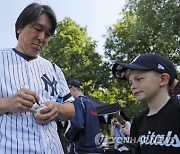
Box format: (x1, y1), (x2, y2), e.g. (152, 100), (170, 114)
(112, 53), (180, 154)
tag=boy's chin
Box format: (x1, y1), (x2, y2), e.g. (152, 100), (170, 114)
(135, 96), (146, 102)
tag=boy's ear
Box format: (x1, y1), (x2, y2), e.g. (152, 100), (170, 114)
(159, 73), (170, 86)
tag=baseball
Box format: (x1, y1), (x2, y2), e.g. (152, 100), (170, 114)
(34, 105), (47, 118)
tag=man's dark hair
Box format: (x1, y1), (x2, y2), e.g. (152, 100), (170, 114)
(15, 3), (57, 40)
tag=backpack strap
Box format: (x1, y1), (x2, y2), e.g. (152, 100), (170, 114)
(51, 62), (72, 103)
(56, 93), (72, 103)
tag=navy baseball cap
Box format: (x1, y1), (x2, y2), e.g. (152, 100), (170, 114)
(68, 80), (83, 89)
(112, 53), (177, 85)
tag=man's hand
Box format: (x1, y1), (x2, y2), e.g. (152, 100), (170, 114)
(2, 87), (39, 113)
(34, 101), (58, 124)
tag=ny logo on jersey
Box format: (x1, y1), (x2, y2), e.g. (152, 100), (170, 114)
(41, 74), (58, 96)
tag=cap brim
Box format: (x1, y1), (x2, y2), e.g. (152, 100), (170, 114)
(120, 63), (151, 70)
(112, 63), (151, 79)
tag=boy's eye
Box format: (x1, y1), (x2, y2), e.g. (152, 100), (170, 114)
(128, 80), (132, 86)
(137, 77), (143, 81)
(128, 80), (132, 87)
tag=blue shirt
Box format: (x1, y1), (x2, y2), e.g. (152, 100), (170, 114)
(66, 96), (101, 153)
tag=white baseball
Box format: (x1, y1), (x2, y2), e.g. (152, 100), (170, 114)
(34, 105), (47, 118)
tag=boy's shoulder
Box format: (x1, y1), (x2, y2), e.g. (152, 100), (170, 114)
(168, 96), (180, 106)
(133, 97), (180, 122)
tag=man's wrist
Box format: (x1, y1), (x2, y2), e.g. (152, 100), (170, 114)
(0, 98), (10, 114)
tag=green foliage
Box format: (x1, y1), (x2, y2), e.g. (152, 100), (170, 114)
(105, 0), (180, 64)
(42, 17), (110, 93)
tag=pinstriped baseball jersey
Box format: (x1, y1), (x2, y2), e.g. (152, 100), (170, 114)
(0, 48), (74, 154)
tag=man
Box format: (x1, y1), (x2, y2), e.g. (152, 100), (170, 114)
(0, 3), (74, 154)
(162, 57), (180, 100)
(112, 53), (180, 154)
(65, 80), (101, 154)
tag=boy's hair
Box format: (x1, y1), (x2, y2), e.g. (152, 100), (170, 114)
(15, 3), (57, 40)
(112, 53), (177, 85)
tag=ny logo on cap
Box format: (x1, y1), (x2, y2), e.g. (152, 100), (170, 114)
(157, 64), (165, 70)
